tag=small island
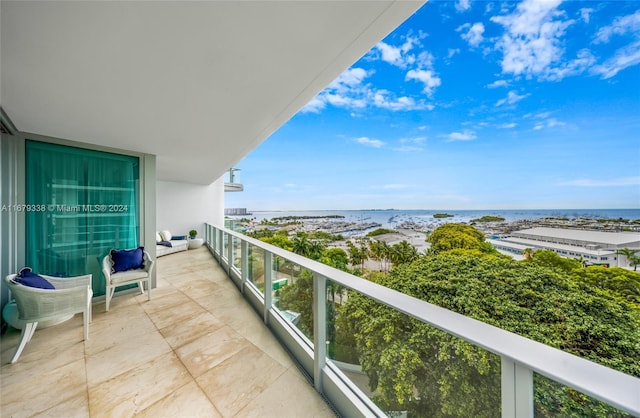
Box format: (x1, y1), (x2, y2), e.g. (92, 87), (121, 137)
(471, 215), (506, 223)
(433, 213), (454, 219)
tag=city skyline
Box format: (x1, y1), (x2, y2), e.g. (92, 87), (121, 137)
(226, 0), (640, 211)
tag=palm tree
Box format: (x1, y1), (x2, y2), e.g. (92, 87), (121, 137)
(522, 248), (535, 261)
(390, 240), (418, 266)
(616, 248), (637, 268)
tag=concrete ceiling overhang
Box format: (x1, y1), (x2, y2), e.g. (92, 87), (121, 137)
(1, 1), (424, 184)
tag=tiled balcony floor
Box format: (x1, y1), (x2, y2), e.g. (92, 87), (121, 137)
(1, 247), (336, 417)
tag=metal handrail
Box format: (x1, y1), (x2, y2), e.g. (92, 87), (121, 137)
(207, 223), (640, 416)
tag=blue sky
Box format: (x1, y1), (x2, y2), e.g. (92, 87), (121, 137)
(226, 0), (640, 211)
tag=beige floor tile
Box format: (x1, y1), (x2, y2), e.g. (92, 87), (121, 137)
(1, 321), (86, 387)
(1, 247), (335, 417)
(136, 380), (221, 418)
(236, 368), (336, 418)
(86, 328), (171, 386)
(159, 311), (226, 350)
(88, 352), (191, 418)
(85, 305), (158, 356)
(175, 325), (252, 378)
(173, 278), (222, 299)
(195, 344), (288, 417)
(1, 358), (86, 417)
(33, 392), (90, 418)
(145, 299), (207, 330)
(139, 290), (193, 315)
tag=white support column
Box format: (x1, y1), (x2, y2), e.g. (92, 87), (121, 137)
(241, 240), (248, 294)
(313, 273), (327, 393)
(263, 251), (272, 324)
(502, 357), (534, 418)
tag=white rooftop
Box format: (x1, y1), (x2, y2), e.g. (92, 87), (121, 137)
(514, 227), (640, 246)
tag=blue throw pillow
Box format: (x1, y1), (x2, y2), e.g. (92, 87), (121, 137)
(111, 247), (144, 273)
(158, 240), (172, 247)
(15, 268), (55, 290)
(172, 235), (186, 240)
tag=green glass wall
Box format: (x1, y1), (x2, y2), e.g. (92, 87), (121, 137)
(25, 140), (140, 296)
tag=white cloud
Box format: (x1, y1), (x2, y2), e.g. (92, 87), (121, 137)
(557, 176), (640, 187)
(301, 97), (326, 114)
(491, 0), (576, 80)
(400, 136), (427, 144)
(579, 8), (593, 24)
(459, 22), (485, 47)
(594, 10), (640, 44)
(405, 69), (442, 96)
(375, 36), (420, 68)
(498, 122), (517, 129)
(302, 66), (432, 113)
(496, 90), (530, 106)
(592, 40), (640, 79)
(447, 48), (460, 59)
(533, 117), (565, 130)
(328, 67), (370, 88)
(486, 79), (509, 88)
(455, 0), (471, 13)
(443, 130), (477, 141)
(373, 91), (426, 111)
(370, 184), (413, 190)
(355, 136), (385, 148)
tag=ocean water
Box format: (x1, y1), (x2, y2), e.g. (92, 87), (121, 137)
(243, 209), (640, 229)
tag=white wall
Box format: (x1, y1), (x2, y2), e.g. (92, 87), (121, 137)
(156, 177), (225, 237)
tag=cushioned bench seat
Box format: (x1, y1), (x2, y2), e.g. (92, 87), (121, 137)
(156, 230), (189, 257)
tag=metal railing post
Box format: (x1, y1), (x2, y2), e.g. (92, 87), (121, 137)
(502, 357), (534, 418)
(313, 273), (327, 393)
(263, 251), (273, 324)
(226, 233), (233, 275)
(241, 240), (248, 294)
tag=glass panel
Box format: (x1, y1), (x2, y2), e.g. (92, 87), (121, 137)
(232, 236), (242, 271)
(222, 232), (229, 262)
(25, 140), (139, 296)
(273, 261), (315, 342)
(534, 372), (633, 417)
(330, 290), (501, 417)
(247, 244), (264, 292)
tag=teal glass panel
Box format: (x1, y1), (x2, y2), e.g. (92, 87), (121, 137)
(25, 140), (139, 296)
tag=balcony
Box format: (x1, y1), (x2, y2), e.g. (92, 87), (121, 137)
(2, 225), (639, 417)
(205, 223), (640, 417)
(0, 247), (335, 417)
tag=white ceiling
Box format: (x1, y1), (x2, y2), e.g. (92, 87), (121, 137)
(1, 1), (424, 184)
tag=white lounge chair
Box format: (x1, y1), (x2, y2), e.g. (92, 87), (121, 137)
(4, 273), (92, 363)
(102, 249), (154, 311)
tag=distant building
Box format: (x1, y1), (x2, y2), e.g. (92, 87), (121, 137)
(225, 208), (250, 216)
(489, 227), (640, 267)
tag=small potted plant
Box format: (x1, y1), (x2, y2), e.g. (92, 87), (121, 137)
(189, 229), (197, 239)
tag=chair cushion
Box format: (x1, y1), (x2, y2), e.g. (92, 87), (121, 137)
(14, 268), (55, 290)
(110, 247), (144, 273)
(160, 230), (172, 241)
(109, 269), (149, 284)
(156, 232), (162, 242)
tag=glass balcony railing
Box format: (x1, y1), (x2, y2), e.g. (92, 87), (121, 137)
(205, 223), (640, 418)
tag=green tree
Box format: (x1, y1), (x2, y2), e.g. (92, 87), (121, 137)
(389, 240), (419, 266)
(427, 223), (487, 254)
(347, 239), (369, 270)
(340, 252), (640, 417)
(277, 269), (314, 338)
(528, 249), (583, 273)
(321, 247), (349, 271)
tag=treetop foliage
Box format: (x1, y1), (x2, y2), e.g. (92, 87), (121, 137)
(342, 251), (640, 417)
